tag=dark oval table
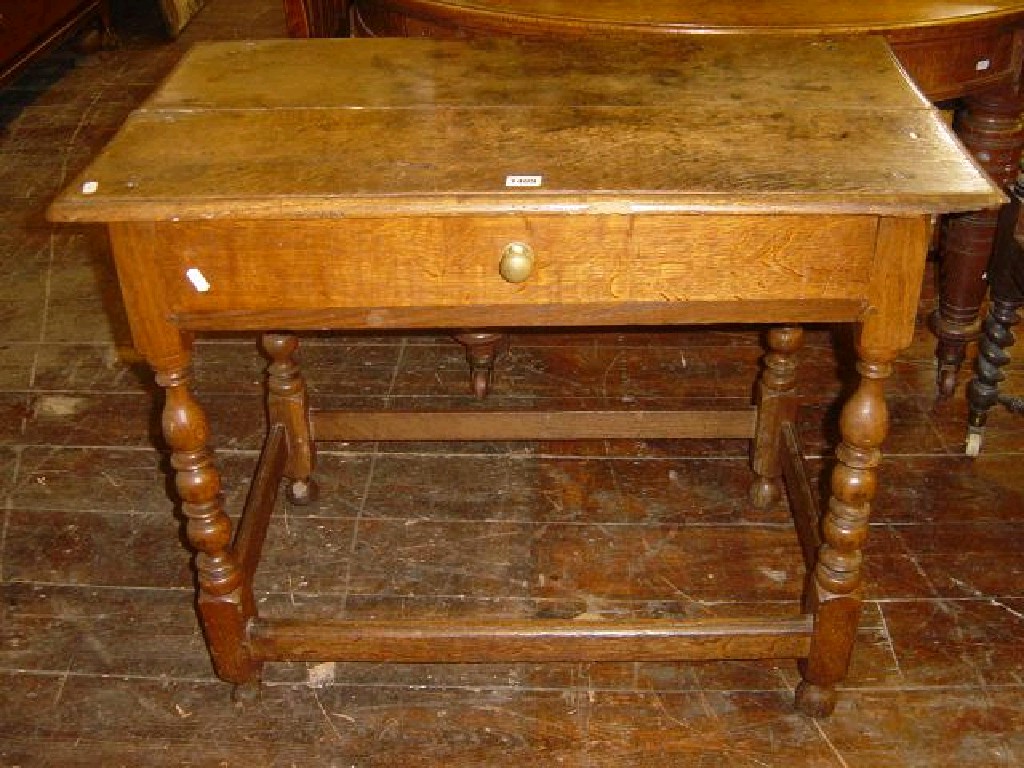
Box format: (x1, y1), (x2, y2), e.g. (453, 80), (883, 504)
(285, 0), (1024, 399)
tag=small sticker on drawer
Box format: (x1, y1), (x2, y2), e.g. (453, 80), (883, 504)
(506, 175), (543, 187)
(976, 59), (991, 71)
(186, 267), (211, 293)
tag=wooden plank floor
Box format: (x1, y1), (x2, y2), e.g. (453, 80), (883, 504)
(1, 1), (1022, 765)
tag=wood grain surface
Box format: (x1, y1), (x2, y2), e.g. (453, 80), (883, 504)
(48, 37), (1003, 222)
(346, 1), (1024, 101)
(354, 0), (1024, 36)
(145, 215), (877, 313)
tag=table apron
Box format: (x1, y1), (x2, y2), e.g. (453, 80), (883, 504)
(116, 214), (884, 331)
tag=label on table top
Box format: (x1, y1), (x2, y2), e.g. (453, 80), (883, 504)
(505, 175), (543, 188)
(186, 267), (211, 293)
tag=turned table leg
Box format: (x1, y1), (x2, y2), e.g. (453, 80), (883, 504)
(156, 356), (262, 687)
(967, 297), (1024, 455)
(261, 333), (318, 504)
(962, 174), (1024, 454)
(966, 182), (1024, 455)
(795, 349), (892, 717)
(932, 87), (1024, 397)
(750, 326), (803, 508)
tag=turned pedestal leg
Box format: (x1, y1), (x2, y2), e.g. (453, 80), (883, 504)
(750, 326), (803, 508)
(261, 334), (318, 505)
(932, 87), (1024, 397)
(156, 360), (261, 686)
(454, 331), (507, 399)
(795, 350), (892, 717)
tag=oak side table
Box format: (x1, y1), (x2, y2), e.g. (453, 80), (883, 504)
(49, 37), (1002, 717)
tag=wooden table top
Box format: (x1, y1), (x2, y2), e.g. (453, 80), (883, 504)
(49, 37), (1003, 223)
(362, 0), (1024, 36)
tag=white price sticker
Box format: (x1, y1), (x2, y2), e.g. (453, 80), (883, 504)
(186, 267), (211, 293)
(505, 175), (543, 188)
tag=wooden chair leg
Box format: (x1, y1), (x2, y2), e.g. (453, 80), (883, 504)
(261, 334), (318, 505)
(750, 326), (803, 508)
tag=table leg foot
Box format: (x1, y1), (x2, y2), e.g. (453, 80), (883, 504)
(748, 477), (781, 509)
(286, 476), (320, 506)
(794, 679), (837, 718)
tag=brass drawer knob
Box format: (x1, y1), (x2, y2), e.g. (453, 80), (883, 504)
(499, 241), (534, 283)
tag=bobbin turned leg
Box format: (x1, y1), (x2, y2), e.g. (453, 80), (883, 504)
(261, 333), (318, 505)
(454, 331), (507, 399)
(932, 87), (1024, 397)
(750, 326), (803, 508)
(795, 349), (892, 717)
(156, 356), (262, 688)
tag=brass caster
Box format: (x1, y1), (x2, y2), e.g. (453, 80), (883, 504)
(471, 367), (492, 400)
(454, 331), (506, 400)
(936, 363), (958, 399)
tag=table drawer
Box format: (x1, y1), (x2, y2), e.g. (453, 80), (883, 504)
(157, 215), (878, 317)
(890, 30), (1018, 100)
